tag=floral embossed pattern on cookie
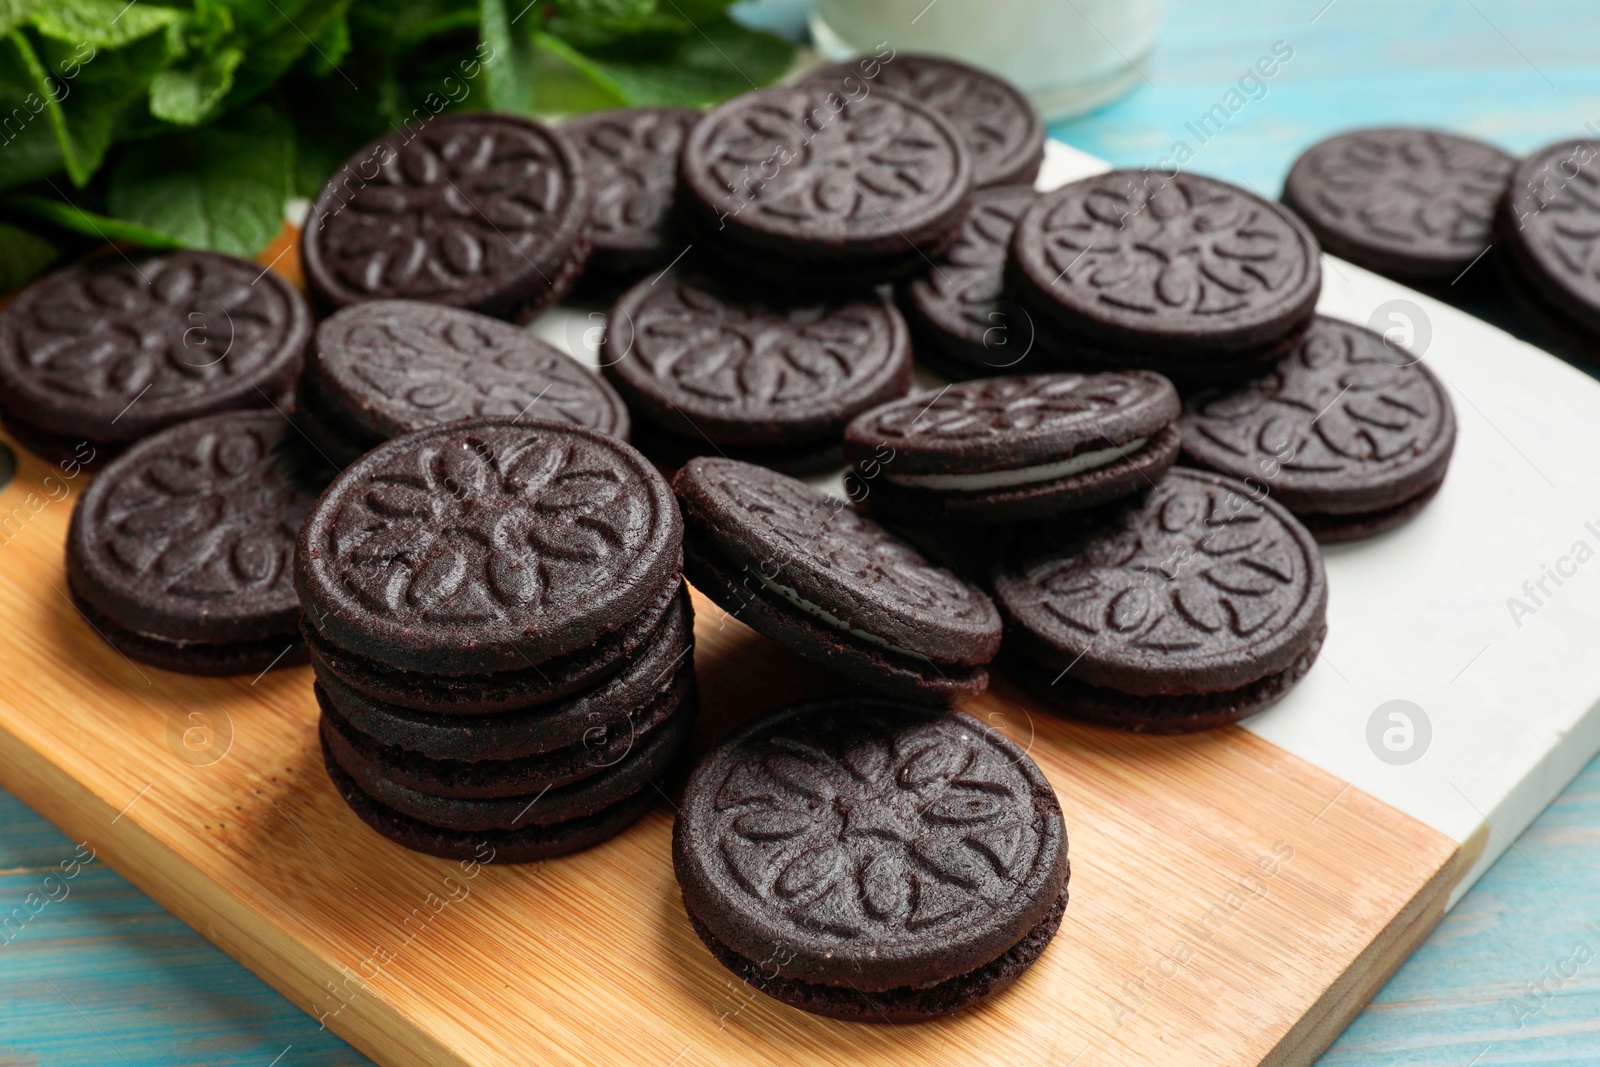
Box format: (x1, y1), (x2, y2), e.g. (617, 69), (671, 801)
(1180, 315), (1456, 538)
(311, 300), (628, 441)
(0, 251), (309, 447)
(1283, 128), (1515, 281)
(673, 698), (1067, 1019)
(302, 114), (591, 320)
(296, 419), (680, 674)
(1497, 139), (1600, 333)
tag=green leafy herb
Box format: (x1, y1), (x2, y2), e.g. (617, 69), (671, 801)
(0, 219), (54, 287)
(107, 103), (294, 256)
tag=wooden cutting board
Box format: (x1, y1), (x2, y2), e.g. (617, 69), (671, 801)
(4, 140), (1599, 1066)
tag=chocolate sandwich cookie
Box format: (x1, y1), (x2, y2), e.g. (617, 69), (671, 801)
(1180, 315), (1456, 542)
(897, 185), (1063, 376)
(1007, 171), (1322, 385)
(673, 457), (1000, 704)
(67, 411), (331, 675)
(562, 107), (700, 285)
(994, 467), (1327, 732)
(1497, 139), (1600, 339)
(319, 673), (693, 804)
(0, 252), (309, 463)
(314, 590), (693, 760)
(674, 697), (1068, 1022)
(1282, 128), (1516, 284)
(808, 54), (1044, 190)
(843, 371), (1181, 524)
(323, 735), (664, 863)
(298, 300), (629, 465)
(678, 85), (973, 287)
(296, 418), (682, 677)
(302, 114), (592, 322)
(603, 272), (913, 472)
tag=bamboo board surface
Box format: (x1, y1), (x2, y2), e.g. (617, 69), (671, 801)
(0, 424), (1461, 1065)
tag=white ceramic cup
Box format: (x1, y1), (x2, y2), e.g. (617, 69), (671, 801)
(810, 0), (1164, 119)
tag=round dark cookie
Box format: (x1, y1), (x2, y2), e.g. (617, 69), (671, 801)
(308, 300), (629, 445)
(301, 113), (592, 322)
(673, 698), (1068, 1016)
(67, 411), (332, 675)
(1497, 139), (1600, 336)
(0, 251), (309, 453)
(807, 54), (1044, 190)
(302, 575), (684, 713)
(323, 733), (660, 863)
(562, 107), (700, 280)
(1007, 171), (1322, 373)
(993, 467), (1327, 726)
(843, 372), (1181, 523)
(1179, 315), (1455, 540)
(295, 418), (681, 676)
(1282, 128), (1516, 283)
(897, 185), (1066, 374)
(1293, 479), (1445, 543)
(673, 457), (1001, 704)
(312, 589), (692, 760)
(319, 677), (693, 806)
(604, 272), (911, 448)
(678, 85), (973, 283)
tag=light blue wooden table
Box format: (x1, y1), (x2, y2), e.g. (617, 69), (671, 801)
(5, 2), (1600, 1064)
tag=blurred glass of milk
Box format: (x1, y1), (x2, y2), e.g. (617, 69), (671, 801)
(810, 0), (1164, 119)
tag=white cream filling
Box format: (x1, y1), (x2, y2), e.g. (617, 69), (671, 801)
(883, 438), (1149, 492)
(757, 574), (933, 663)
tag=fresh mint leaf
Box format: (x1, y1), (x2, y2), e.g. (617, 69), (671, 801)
(149, 45), (243, 125)
(8, 193), (185, 247)
(223, 0), (355, 108)
(106, 103), (293, 256)
(0, 0), (44, 37)
(0, 34), (68, 189)
(29, 0), (183, 50)
(535, 14), (790, 107)
(0, 219), (54, 287)
(479, 0), (537, 112)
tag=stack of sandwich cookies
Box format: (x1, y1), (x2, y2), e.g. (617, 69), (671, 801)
(1006, 171), (1322, 385)
(673, 457), (1001, 705)
(674, 697), (1069, 1022)
(677, 85), (974, 288)
(806, 53), (1045, 190)
(843, 371), (1181, 524)
(297, 300), (629, 466)
(1282, 128), (1516, 286)
(993, 467), (1328, 732)
(0, 251), (309, 464)
(295, 418), (693, 861)
(302, 113), (593, 323)
(603, 272), (912, 473)
(897, 185), (1064, 377)
(562, 107), (700, 290)
(66, 411), (331, 676)
(1180, 315), (1457, 541)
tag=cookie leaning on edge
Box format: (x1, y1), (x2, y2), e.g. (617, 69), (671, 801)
(843, 371), (1181, 524)
(673, 457), (1000, 705)
(674, 697), (1068, 1022)
(1180, 315), (1456, 542)
(993, 467), (1328, 732)
(67, 411), (332, 676)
